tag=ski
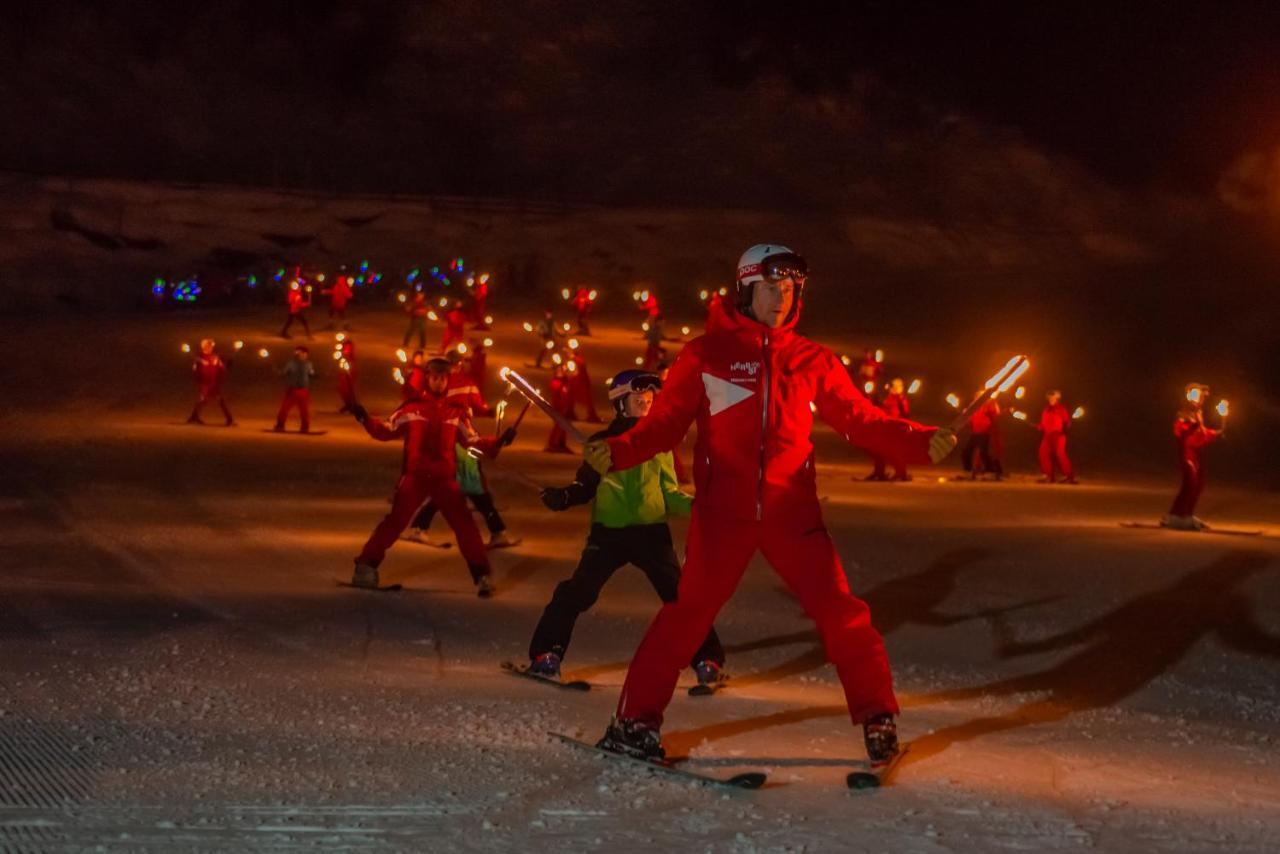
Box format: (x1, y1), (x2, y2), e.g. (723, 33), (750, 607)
(501, 661), (591, 691)
(335, 580), (403, 592)
(261, 429), (329, 436)
(550, 732), (766, 789)
(486, 537), (523, 550)
(847, 744), (910, 790)
(399, 533), (453, 549)
(688, 677), (728, 697)
(1120, 522), (1262, 537)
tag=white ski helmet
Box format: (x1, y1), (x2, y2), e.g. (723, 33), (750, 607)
(735, 243), (808, 319)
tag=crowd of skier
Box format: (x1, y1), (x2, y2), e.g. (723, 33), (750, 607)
(180, 242), (1231, 770)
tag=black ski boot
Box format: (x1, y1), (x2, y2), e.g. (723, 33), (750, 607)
(694, 659), (727, 688)
(351, 562), (380, 589)
(528, 651), (562, 680)
(863, 712), (899, 768)
(597, 717), (665, 762)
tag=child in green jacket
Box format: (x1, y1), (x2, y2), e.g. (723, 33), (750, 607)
(527, 370), (726, 687)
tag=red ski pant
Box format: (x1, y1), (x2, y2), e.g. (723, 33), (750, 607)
(1169, 456), (1204, 517)
(1038, 433), (1073, 480)
(275, 388), (311, 431)
(357, 474), (490, 580)
(617, 511), (899, 729)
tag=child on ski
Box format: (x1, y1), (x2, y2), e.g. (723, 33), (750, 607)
(273, 346), (315, 433)
(187, 338), (235, 426)
(1163, 383), (1224, 530)
(528, 370), (726, 688)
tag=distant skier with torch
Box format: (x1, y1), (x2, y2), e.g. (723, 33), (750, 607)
(187, 338), (236, 426)
(1035, 390), (1077, 484)
(865, 378), (912, 481)
(1163, 383), (1227, 531)
(579, 244), (957, 768)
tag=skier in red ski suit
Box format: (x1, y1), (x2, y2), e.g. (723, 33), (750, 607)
(470, 278), (490, 329)
(567, 343), (603, 423)
(187, 338), (235, 425)
(280, 282), (313, 339)
(325, 276), (354, 330)
(587, 243), (957, 767)
(866, 378), (912, 481)
(348, 357), (495, 596)
(1035, 390), (1076, 484)
(571, 287), (595, 335)
(441, 302), (469, 353)
(1163, 384), (1224, 530)
(543, 357), (576, 453)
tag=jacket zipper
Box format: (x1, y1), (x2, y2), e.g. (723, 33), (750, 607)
(757, 331), (769, 520)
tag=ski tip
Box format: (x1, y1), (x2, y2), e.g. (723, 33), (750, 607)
(846, 771), (881, 790)
(729, 772), (767, 789)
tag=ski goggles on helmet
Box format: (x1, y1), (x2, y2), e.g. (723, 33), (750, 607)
(607, 371), (662, 402)
(738, 252), (808, 285)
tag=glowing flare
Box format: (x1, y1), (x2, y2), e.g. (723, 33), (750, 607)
(809, 401), (817, 413)
(523, 322), (534, 333)
(561, 288), (571, 300)
(1014, 386), (1026, 399)
(863, 381), (875, 395)
(567, 361), (577, 372)
(396, 348), (408, 363)
(718, 287), (727, 296)
(946, 393), (960, 409)
(641, 290), (650, 301)
(332, 350), (342, 360)
(561, 322), (571, 332)
(427, 310), (439, 322)
(456, 343), (468, 355)
(1072, 406), (1086, 419)
(984, 356), (1022, 390)
(907, 379), (922, 394)
(632, 291), (641, 301)
(588, 290), (597, 300)
(552, 353), (563, 365)
(699, 289), (710, 301)
(258, 348), (270, 359)
(495, 401), (507, 421)
(181, 343), (191, 354)
(681, 326), (690, 336)
(438, 297), (449, 307)
(568, 338), (579, 350)
(483, 338), (494, 348)
(839, 355), (851, 367)
(398, 293), (407, 303)
(996, 359), (1031, 394)
(641, 322), (650, 332)
(1216, 400), (1229, 417)
(635, 356), (644, 365)
(480, 273), (490, 284)
(339, 359), (350, 372)
(545, 340), (555, 350)
(1013, 410), (1028, 421)
(233, 340), (244, 350)
(335, 332), (346, 342)
(317, 273), (326, 282)
(498, 366), (511, 381)
(1186, 387), (1202, 403)
(393, 367), (404, 384)
(875, 349), (884, 364)
(484, 315), (493, 325)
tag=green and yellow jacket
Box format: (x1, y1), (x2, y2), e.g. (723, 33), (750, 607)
(550, 416), (691, 527)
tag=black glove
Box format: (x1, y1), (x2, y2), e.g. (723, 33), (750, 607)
(499, 427), (517, 447)
(349, 403), (368, 424)
(540, 487), (569, 512)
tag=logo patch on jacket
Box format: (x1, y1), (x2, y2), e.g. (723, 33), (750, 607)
(702, 372), (755, 416)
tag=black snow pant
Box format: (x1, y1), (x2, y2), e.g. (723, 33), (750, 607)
(962, 433), (1002, 476)
(528, 523), (725, 667)
(414, 491), (505, 535)
(403, 316), (427, 349)
(281, 311), (311, 338)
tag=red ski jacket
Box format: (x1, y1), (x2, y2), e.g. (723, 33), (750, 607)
(363, 391), (471, 478)
(970, 400), (1001, 434)
(328, 278), (353, 310)
(1174, 416), (1219, 463)
(192, 354), (228, 389)
(881, 392), (909, 419)
(447, 372), (491, 416)
(607, 301), (936, 523)
(1038, 403), (1071, 435)
(287, 288), (310, 313)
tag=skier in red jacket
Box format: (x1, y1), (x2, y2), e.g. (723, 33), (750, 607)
(348, 357), (495, 596)
(584, 243), (957, 767)
(571, 287), (596, 335)
(567, 340), (603, 423)
(441, 301), (469, 353)
(961, 396), (1004, 480)
(324, 276), (354, 330)
(280, 281), (313, 339)
(543, 356), (576, 454)
(469, 275), (491, 329)
(1035, 390), (1076, 484)
(1163, 383), (1225, 531)
(187, 338), (235, 426)
(866, 378), (912, 481)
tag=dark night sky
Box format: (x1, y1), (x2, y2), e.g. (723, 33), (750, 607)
(3, 1), (1280, 200)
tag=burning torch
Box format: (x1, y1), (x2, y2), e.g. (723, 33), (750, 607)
(499, 366), (586, 444)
